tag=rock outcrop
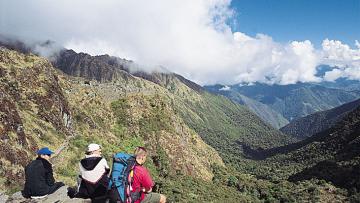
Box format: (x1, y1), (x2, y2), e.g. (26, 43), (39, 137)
(5, 186), (90, 203)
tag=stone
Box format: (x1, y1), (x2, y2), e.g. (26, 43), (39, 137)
(0, 192), (9, 203)
(6, 186), (91, 203)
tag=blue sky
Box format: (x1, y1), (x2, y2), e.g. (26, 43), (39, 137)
(230, 0), (360, 48)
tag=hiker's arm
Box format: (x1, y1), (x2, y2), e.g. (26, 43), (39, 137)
(142, 187), (152, 193)
(141, 168), (154, 193)
(104, 158), (110, 169)
(44, 164), (55, 186)
(46, 170), (55, 186)
(103, 159), (111, 175)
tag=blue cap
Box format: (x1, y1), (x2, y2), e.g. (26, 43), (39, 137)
(37, 147), (54, 155)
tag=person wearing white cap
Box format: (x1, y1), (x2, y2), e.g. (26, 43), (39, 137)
(69, 143), (110, 201)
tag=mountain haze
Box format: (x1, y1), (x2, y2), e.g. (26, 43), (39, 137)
(205, 84), (289, 129)
(206, 82), (360, 130)
(233, 83), (360, 120)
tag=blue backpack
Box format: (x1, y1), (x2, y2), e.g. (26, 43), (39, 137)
(108, 153), (139, 203)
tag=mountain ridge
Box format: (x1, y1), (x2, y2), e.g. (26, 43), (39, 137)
(281, 98), (360, 139)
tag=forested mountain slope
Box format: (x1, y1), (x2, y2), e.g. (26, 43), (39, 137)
(243, 104), (360, 195)
(288, 105), (360, 192)
(281, 98), (360, 139)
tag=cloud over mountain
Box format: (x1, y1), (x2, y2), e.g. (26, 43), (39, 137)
(0, 0), (358, 85)
(321, 39), (360, 81)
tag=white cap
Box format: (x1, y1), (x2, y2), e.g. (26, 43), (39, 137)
(87, 143), (101, 152)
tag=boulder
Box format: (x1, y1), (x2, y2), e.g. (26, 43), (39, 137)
(6, 186), (91, 203)
(0, 192), (9, 202)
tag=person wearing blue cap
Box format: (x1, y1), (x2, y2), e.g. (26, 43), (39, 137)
(22, 147), (65, 199)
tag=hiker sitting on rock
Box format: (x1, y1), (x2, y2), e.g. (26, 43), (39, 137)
(133, 146), (166, 203)
(22, 147), (65, 199)
(70, 143), (110, 200)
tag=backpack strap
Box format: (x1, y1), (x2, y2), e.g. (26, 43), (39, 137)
(113, 157), (129, 164)
(126, 163), (142, 203)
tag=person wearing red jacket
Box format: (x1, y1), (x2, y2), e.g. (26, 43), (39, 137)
(132, 147), (166, 203)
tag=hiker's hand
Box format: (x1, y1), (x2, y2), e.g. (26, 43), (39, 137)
(143, 187), (152, 193)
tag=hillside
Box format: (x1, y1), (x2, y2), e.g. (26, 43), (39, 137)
(288, 105), (360, 192)
(52, 49), (296, 166)
(205, 84), (289, 129)
(241, 104), (360, 194)
(281, 98), (360, 139)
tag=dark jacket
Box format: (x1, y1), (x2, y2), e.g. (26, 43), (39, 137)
(23, 157), (55, 197)
(77, 157), (110, 199)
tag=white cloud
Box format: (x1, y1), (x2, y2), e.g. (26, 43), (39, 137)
(219, 85), (231, 91)
(0, 0), (358, 85)
(322, 39), (360, 62)
(233, 32), (253, 42)
(232, 36), (320, 85)
(321, 39), (360, 80)
(323, 68), (343, 81)
(356, 40), (360, 49)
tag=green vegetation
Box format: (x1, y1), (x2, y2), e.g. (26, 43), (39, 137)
(205, 85), (289, 129)
(174, 92), (295, 172)
(157, 175), (256, 203)
(111, 98), (130, 127)
(1, 48), (356, 202)
(104, 97), (257, 202)
(210, 164), (347, 202)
